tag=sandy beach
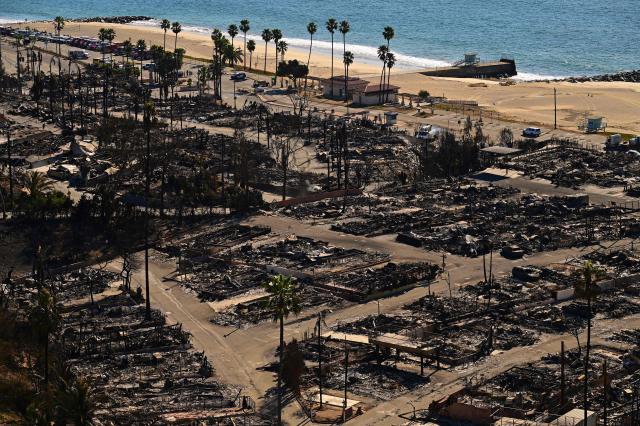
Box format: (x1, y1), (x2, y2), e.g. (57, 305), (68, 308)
(12, 20), (640, 135)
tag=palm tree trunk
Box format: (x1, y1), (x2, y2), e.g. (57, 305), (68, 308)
(305, 35), (313, 89)
(278, 316), (284, 425)
(163, 30), (166, 51)
(243, 34), (247, 70)
(274, 48), (278, 76)
(330, 35), (334, 97)
(264, 43), (268, 73)
(342, 36), (347, 102)
(386, 66), (392, 103)
(379, 65), (386, 104)
(584, 292), (592, 422)
(249, 52), (253, 70)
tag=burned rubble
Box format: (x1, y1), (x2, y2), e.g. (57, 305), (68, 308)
(510, 145), (640, 190)
(61, 294), (261, 424)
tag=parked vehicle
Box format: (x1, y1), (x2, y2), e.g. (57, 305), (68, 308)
(522, 127), (541, 138)
(230, 72), (247, 81)
(69, 50), (89, 60)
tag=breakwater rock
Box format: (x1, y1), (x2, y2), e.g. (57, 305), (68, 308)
(76, 16), (153, 24)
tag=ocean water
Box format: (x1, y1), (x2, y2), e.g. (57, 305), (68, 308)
(1, 0), (638, 80)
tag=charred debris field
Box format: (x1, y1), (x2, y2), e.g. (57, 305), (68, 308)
(2, 23), (640, 425)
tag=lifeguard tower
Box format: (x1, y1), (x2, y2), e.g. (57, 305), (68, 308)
(578, 115), (607, 133)
(463, 52), (480, 66)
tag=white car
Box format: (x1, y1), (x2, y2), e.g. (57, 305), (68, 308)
(416, 124), (433, 140)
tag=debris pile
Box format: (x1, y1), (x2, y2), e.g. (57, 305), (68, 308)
(61, 294), (258, 424)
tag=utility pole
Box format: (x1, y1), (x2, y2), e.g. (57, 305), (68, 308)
(317, 314), (323, 409)
(6, 129), (13, 211)
(560, 341), (566, 406)
(554, 88), (557, 130)
(343, 337), (349, 424)
(603, 360), (608, 426)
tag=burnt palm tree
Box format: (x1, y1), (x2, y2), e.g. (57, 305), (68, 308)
(247, 39), (256, 70)
(575, 261), (603, 423)
(240, 19), (250, 69)
(263, 274), (301, 426)
(28, 288), (59, 384)
(305, 22), (317, 88)
(271, 29), (283, 75)
(55, 376), (96, 425)
(227, 24), (239, 66)
(160, 19), (171, 51)
(261, 29), (273, 73)
(171, 22), (182, 52)
(326, 18), (338, 96)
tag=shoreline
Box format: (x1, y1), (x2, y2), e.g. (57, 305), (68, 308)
(0, 17), (571, 81)
(4, 19), (640, 135)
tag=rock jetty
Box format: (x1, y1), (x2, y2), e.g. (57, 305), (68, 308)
(76, 16), (153, 24)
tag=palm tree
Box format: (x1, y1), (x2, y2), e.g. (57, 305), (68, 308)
(171, 22), (182, 52)
(98, 28), (116, 62)
(326, 18), (338, 97)
(105, 28), (116, 61)
(122, 39), (132, 66)
(28, 288), (59, 384)
(247, 40), (256, 70)
(305, 22), (317, 88)
(261, 29), (273, 73)
(271, 29), (283, 74)
(98, 28), (108, 62)
(343, 51), (354, 103)
(263, 274), (301, 426)
(56, 377), (96, 425)
(377, 44), (388, 103)
(136, 39), (146, 83)
(385, 52), (396, 102)
(381, 26), (395, 103)
(160, 19), (171, 51)
(240, 19), (250, 70)
(224, 45), (243, 66)
(277, 40), (288, 86)
(24, 171), (52, 198)
(339, 21), (350, 101)
(575, 260), (603, 423)
(227, 24), (239, 67)
(53, 16), (65, 59)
